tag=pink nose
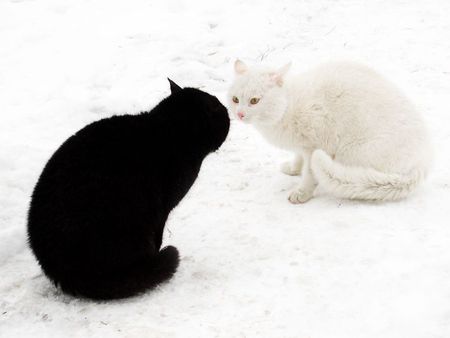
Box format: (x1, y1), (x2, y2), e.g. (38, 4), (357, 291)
(237, 111), (245, 120)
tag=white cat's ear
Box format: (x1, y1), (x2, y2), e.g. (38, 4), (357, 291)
(270, 62), (292, 86)
(234, 59), (248, 75)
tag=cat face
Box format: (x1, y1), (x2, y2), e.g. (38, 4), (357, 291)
(166, 79), (230, 152)
(228, 60), (291, 126)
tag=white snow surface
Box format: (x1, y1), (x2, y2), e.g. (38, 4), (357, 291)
(1, 0), (450, 337)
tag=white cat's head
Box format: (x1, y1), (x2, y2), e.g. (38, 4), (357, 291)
(228, 59), (291, 126)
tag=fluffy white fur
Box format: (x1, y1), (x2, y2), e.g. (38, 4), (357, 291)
(228, 60), (432, 203)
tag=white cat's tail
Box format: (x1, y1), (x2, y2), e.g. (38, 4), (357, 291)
(310, 149), (425, 201)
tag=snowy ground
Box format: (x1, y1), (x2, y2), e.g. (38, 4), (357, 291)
(1, 0), (450, 337)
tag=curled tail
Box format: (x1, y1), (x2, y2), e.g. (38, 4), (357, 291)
(58, 246), (179, 300)
(311, 149), (425, 201)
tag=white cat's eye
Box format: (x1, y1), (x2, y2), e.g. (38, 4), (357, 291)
(232, 96), (239, 104)
(250, 97), (260, 105)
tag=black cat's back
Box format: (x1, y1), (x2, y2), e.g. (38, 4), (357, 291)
(28, 81), (230, 299)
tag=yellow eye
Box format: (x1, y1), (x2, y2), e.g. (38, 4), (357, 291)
(250, 97), (260, 105)
(232, 96), (239, 103)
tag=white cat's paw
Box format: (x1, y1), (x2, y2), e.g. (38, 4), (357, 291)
(288, 189), (313, 204)
(281, 161), (302, 176)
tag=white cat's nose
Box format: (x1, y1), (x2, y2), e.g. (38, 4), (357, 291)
(237, 111), (245, 120)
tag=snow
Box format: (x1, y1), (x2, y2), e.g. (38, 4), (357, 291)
(1, 0), (450, 337)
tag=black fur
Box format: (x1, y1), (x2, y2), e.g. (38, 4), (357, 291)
(27, 80), (230, 300)
(168, 78), (182, 94)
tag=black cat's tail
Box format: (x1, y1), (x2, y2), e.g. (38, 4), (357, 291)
(58, 246), (179, 300)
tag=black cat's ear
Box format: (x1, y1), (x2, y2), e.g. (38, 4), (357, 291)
(168, 78), (182, 94)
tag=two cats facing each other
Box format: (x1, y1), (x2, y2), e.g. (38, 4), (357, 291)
(27, 61), (431, 300)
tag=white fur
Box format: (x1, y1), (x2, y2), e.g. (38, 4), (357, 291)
(228, 60), (432, 203)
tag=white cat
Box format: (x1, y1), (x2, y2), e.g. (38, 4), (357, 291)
(228, 60), (432, 203)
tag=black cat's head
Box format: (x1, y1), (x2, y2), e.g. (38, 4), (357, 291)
(165, 79), (230, 153)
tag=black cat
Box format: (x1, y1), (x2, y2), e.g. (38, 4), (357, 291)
(27, 79), (230, 300)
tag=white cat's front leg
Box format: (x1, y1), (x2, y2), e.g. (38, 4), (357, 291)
(288, 152), (317, 204)
(281, 154), (303, 176)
